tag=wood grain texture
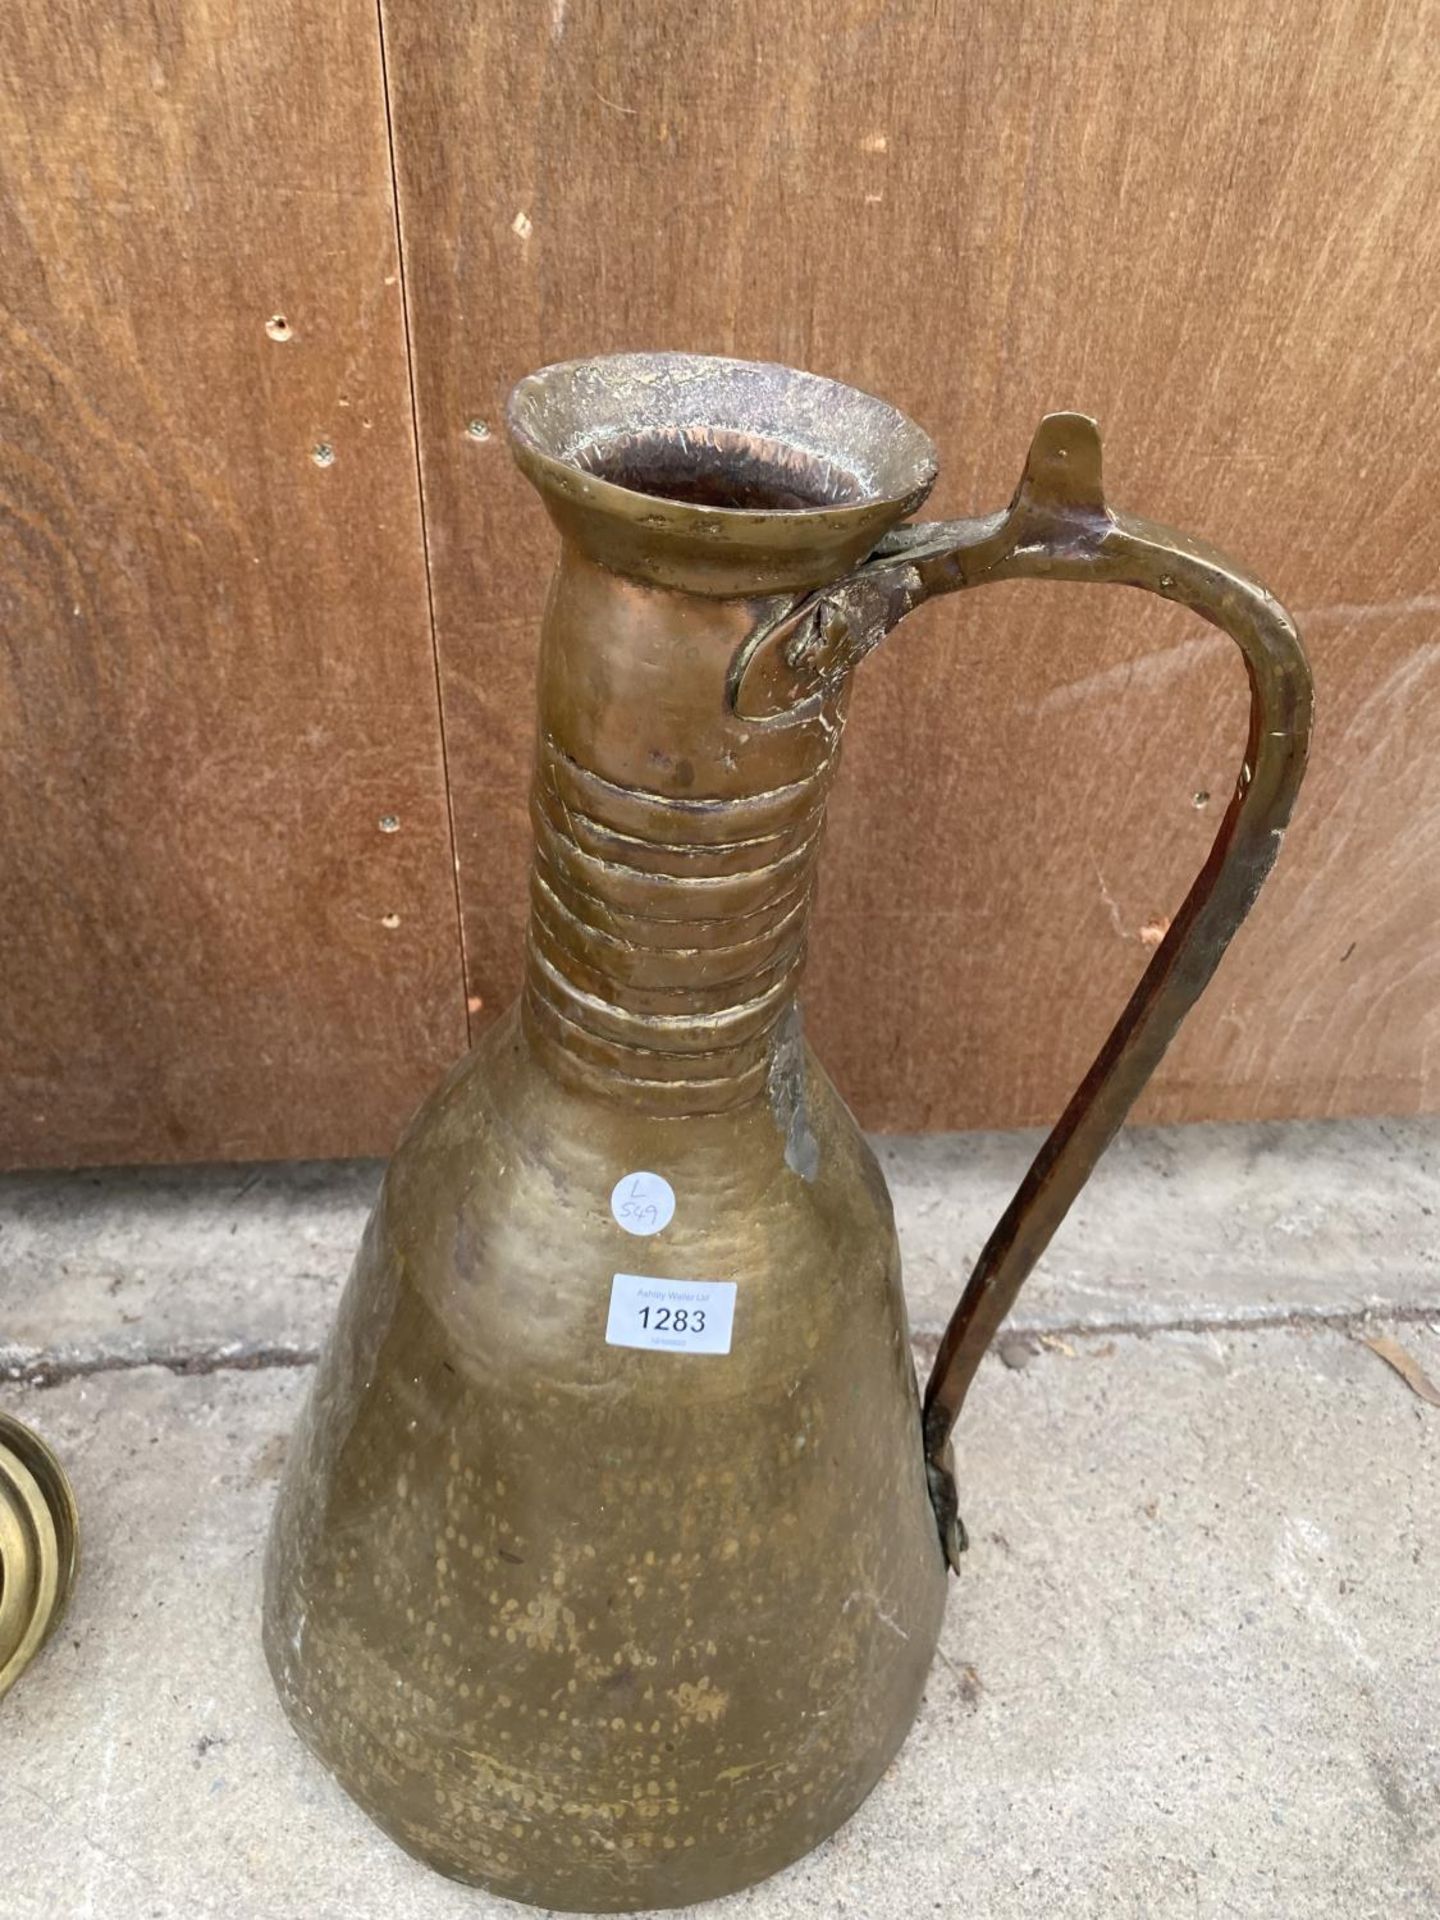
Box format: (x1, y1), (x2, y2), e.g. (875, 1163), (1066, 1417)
(384, 0), (1440, 1132)
(0, 0), (466, 1167)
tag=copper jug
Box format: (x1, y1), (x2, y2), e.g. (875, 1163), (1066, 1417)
(263, 353), (1311, 1910)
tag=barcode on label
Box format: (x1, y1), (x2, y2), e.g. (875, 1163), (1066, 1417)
(605, 1273), (737, 1355)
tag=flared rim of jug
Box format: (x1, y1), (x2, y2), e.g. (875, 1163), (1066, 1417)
(505, 351), (939, 595)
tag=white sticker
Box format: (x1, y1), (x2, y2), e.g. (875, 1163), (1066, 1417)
(605, 1274), (737, 1355)
(610, 1171), (675, 1237)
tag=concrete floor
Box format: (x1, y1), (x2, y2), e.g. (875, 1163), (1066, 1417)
(1, 1117), (1437, 1918)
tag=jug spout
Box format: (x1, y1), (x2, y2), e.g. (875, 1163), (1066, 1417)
(505, 354), (939, 1116)
(506, 350), (938, 596)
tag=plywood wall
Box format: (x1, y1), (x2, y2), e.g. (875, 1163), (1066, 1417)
(4, 0), (1437, 1165)
(0, 0), (465, 1166)
(384, 0), (1440, 1134)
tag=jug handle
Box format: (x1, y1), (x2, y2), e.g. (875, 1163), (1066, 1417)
(728, 413), (1314, 1572)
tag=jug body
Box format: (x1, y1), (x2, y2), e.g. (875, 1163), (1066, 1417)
(264, 1008), (946, 1908)
(264, 351), (1311, 1912)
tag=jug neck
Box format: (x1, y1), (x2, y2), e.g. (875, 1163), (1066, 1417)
(520, 547), (845, 1116)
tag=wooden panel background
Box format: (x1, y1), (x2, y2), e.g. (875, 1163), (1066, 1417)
(383, 0), (1440, 1134)
(0, 0), (465, 1166)
(3, 0), (1437, 1166)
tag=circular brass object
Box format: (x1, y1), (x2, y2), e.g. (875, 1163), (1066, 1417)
(0, 1411), (79, 1701)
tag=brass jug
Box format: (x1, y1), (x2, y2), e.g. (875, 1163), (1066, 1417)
(264, 354), (1311, 1910)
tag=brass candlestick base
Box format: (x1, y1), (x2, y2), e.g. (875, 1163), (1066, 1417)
(0, 1412), (79, 1702)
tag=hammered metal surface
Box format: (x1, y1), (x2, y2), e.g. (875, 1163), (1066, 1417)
(264, 1011), (945, 1908)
